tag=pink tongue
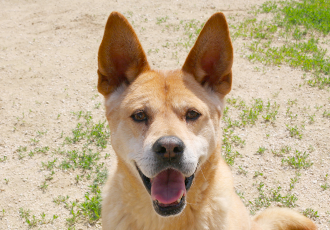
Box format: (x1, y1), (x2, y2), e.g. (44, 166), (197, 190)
(151, 169), (186, 204)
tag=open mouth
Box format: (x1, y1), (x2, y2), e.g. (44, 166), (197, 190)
(137, 167), (194, 216)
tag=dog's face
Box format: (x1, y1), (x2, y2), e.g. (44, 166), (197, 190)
(98, 12), (233, 217)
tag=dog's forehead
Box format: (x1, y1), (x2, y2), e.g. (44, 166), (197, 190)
(124, 70), (209, 110)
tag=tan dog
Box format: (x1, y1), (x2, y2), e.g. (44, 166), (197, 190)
(97, 12), (317, 230)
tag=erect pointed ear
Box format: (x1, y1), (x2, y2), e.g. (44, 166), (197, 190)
(97, 12), (150, 96)
(182, 12), (233, 96)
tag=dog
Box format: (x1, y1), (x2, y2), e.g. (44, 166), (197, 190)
(97, 11), (317, 230)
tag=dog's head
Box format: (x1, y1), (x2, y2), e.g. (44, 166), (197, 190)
(98, 12), (233, 217)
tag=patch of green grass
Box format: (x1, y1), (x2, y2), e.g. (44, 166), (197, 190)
(260, 1), (278, 13)
(19, 208), (37, 227)
(263, 101), (280, 122)
(49, 111), (110, 226)
(35, 146), (49, 154)
(258, 0), (330, 34)
(281, 0), (330, 34)
(64, 172), (106, 226)
(303, 208), (319, 220)
(282, 150), (313, 169)
(65, 111), (110, 149)
(18, 208), (57, 227)
(222, 128), (242, 166)
(248, 38), (330, 78)
(156, 16), (169, 25)
(79, 190), (102, 223)
(42, 158), (57, 170)
(17, 109), (110, 227)
(30, 138), (40, 145)
(272, 145), (292, 157)
(249, 182), (298, 214)
(59, 149), (100, 171)
(227, 98), (280, 126)
(233, 0), (330, 88)
(240, 99), (263, 126)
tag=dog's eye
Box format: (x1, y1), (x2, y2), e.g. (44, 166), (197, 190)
(186, 110), (201, 121)
(131, 111), (148, 122)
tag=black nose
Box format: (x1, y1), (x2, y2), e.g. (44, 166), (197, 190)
(152, 136), (185, 160)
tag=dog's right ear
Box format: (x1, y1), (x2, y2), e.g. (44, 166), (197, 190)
(97, 12), (150, 96)
(182, 13), (233, 96)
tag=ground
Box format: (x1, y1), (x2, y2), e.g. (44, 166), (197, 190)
(0, 0), (329, 229)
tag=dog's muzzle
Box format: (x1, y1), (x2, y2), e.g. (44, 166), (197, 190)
(136, 136), (195, 216)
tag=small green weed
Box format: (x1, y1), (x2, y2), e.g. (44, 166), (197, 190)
(238, 166), (248, 175)
(286, 125), (303, 139)
(323, 110), (330, 118)
(321, 174), (329, 190)
(156, 16), (169, 25)
(289, 171), (301, 190)
(254, 171), (263, 178)
(42, 158), (57, 170)
(0, 156), (7, 162)
(280, 145), (291, 154)
(53, 195), (69, 205)
(30, 138), (40, 145)
(271, 145), (292, 157)
(308, 114), (316, 124)
(287, 99), (297, 106)
(39, 181), (48, 192)
(257, 146), (267, 154)
(19, 208), (41, 227)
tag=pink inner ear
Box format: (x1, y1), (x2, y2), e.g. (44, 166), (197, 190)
(201, 50), (221, 82)
(113, 54), (130, 76)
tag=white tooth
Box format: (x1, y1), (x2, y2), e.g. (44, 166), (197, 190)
(177, 191), (184, 203)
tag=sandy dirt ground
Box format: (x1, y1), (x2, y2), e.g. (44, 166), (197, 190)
(0, 0), (329, 229)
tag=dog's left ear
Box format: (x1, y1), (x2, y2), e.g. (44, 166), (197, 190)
(182, 12), (233, 96)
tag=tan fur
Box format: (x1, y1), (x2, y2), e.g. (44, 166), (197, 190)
(98, 11), (317, 230)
